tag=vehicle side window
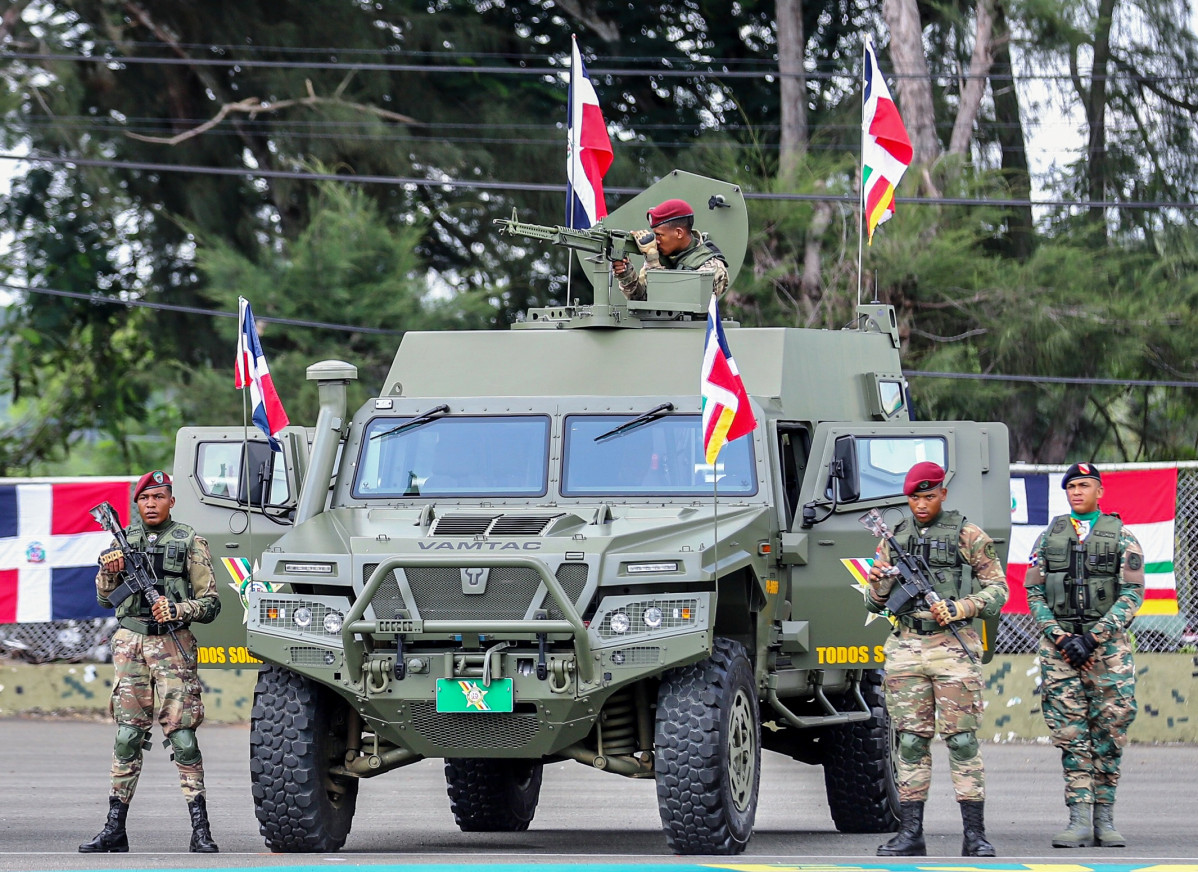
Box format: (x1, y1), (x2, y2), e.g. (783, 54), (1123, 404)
(196, 441), (290, 505)
(856, 436), (947, 501)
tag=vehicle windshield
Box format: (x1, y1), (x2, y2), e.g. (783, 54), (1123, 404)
(561, 414), (757, 497)
(354, 415), (550, 498)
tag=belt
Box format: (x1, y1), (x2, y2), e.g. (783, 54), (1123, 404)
(899, 616), (975, 636)
(119, 617), (174, 636)
(1056, 619), (1099, 635)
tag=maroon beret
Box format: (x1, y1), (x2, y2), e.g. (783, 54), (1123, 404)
(134, 469), (172, 499)
(903, 461), (945, 496)
(647, 198), (694, 228)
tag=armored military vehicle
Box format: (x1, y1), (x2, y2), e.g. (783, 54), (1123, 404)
(174, 170), (1011, 855)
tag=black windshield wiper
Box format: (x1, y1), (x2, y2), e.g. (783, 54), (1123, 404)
(370, 403), (451, 440)
(593, 402), (675, 442)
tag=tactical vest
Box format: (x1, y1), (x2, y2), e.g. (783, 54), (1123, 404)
(1039, 513), (1122, 629)
(116, 520), (196, 632)
(893, 509), (973, 626)
(661, 234), (727, 271)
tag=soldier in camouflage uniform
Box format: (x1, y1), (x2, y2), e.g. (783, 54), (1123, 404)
(79, 470), (222, 854)
(612, 198), (729, 301)
(1023, 462), (1143, 849)
(865, 461), (1008, 858)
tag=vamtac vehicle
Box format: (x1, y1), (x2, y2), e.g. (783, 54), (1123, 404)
(175, 170), (1011, 855)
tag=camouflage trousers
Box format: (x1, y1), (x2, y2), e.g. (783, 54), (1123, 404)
(1038, 633), (1136, 805)
(883, 626), (986, 803)
(108, 627), (207, 804)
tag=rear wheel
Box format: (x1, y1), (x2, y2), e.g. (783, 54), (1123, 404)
(654, 637), (760, 855)
(444, 758), (544, 832)
(249, 665), (360, 851)
(821, 669), (900, 833)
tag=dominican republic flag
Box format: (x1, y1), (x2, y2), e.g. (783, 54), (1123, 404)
(235, 296), (289, 451)
(701, 294), (756, 464)
(565, 35), (613, 230)
(861, 36), (913, 244)
(0, 479), (133, 623)
(1007, 467), (1178, 616)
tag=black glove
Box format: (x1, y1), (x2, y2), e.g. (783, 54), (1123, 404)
(1060, 632), (1098, 667)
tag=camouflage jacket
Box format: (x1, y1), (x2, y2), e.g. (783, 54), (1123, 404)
(618, 233), (729, 301)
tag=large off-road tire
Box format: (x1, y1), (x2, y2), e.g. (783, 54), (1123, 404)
(249, 665), (360, 851)
(654, 637), (761, 855)
(820, 668), (900, 833)
(444, 758), (544, 832)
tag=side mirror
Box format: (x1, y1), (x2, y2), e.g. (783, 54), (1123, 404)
(830, 435), (860, 504)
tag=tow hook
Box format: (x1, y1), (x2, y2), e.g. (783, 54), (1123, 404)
(534, 609), (549, 680)
(394, 635), (405, 680)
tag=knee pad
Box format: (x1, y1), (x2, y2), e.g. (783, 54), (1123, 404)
(114, 725), (150, 763)
(168, 728), (202, 766)
(946, 730), (980, 762)
(897, 731), (931, 764)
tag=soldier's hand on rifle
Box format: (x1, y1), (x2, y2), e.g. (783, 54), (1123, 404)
(99, 548), (125, 574)
(634, 229), (660, 267)
(613, 257), (630, 276)
(151, 597), (178, 624)
(867, 560), (897, 599)
(930, 597), (977, 627)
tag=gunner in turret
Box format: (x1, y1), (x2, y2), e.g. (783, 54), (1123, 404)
(612, 198), (729, 301)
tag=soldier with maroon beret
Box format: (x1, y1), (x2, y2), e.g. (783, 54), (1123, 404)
(79, 470), (222, 854)
(612, 197), (729, 301)
(864, 461), (1008, 858)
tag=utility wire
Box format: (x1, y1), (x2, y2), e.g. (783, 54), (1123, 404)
(3, 282), (1193, 390)
(3, 151), (1196, 210)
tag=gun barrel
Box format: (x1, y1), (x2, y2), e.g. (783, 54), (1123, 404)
(493, 218), (637, 259)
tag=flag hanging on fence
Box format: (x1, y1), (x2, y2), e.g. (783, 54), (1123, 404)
(701, 293), (757, 464)
(0, 480), (133, 623)
(565, 35), (613, 229)
(861, 36), (913, 244)
(235, 297), (289, 451)
(1006, 467), (1178, 616)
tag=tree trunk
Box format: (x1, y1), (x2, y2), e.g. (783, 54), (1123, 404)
(948, 0), (995, 156)
(776, 0), (808, 178)
(989, 0), (1034, 260)
(882, 0), (940, 167)
(1086, 0), (1118, 235)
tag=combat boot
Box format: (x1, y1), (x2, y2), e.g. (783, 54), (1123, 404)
(960, 800), (996, 857)
(1094, 803), (1126, 847)
(877, 801), (927, 856)
(1052, 802), (1096, 848)
(78, 796), (130, 853)
(187, 795), (219, 853)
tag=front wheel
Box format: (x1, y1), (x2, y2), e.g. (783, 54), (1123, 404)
(654, 637), (761, 855)
(821, 668), (900, 833)
(249, 665), (360, 851)
(445, 758), (544, 831)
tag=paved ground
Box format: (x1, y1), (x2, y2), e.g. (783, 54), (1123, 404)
(1, 718), (1196, 869)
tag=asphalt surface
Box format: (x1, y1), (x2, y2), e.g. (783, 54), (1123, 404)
(1, 718), (1195, 869)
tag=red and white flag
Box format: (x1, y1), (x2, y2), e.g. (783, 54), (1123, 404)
(861, 36), (913, 244)
(235, 297), (289, 451)
(565, 35), (613, 229)
(0, 479), (133, 622)
(701, 294), (757, 464)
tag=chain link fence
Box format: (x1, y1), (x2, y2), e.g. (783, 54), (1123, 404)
(4, 465), (1196, 662)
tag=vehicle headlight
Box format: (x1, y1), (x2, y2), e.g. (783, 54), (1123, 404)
(293, 606), (313, 629)
(642, 606), (663, 629)
(323, 611), (344, 634)
(609, 612), (631, 634)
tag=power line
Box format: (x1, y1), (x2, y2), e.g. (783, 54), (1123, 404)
(5, 283), (1194, 390)
(3, 151), (1196, 210)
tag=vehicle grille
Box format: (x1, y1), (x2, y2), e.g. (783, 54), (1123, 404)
(613, 646), (661, 665)
(289, 646), (338, 667)
(597, 599), (699, 638)
(367, 562), (588, 622)
(430, 513), (563, 536)
(410, 701), (540, 749)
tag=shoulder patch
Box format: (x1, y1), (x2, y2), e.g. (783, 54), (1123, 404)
(1126, 552), (1143, 571)
(984, 542), (998, 561)
(172, 527), (189, 539)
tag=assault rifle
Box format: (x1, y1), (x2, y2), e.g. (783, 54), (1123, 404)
(89, 501), (192, 664)
(858, 508), (976, 663)
(494, 211), (649, 263)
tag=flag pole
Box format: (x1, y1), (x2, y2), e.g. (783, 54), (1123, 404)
(856, 37), (869, 310)
(565, 35), (579, 303)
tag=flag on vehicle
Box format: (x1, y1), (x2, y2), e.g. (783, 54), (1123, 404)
(1006, 467), (1178, 615)
(565, 35), (613, 229)
(0, 479), (133, 622)
(701, 294), (756, 464)
(861, 36), (913, 244)
(235, 296), (289, 451)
